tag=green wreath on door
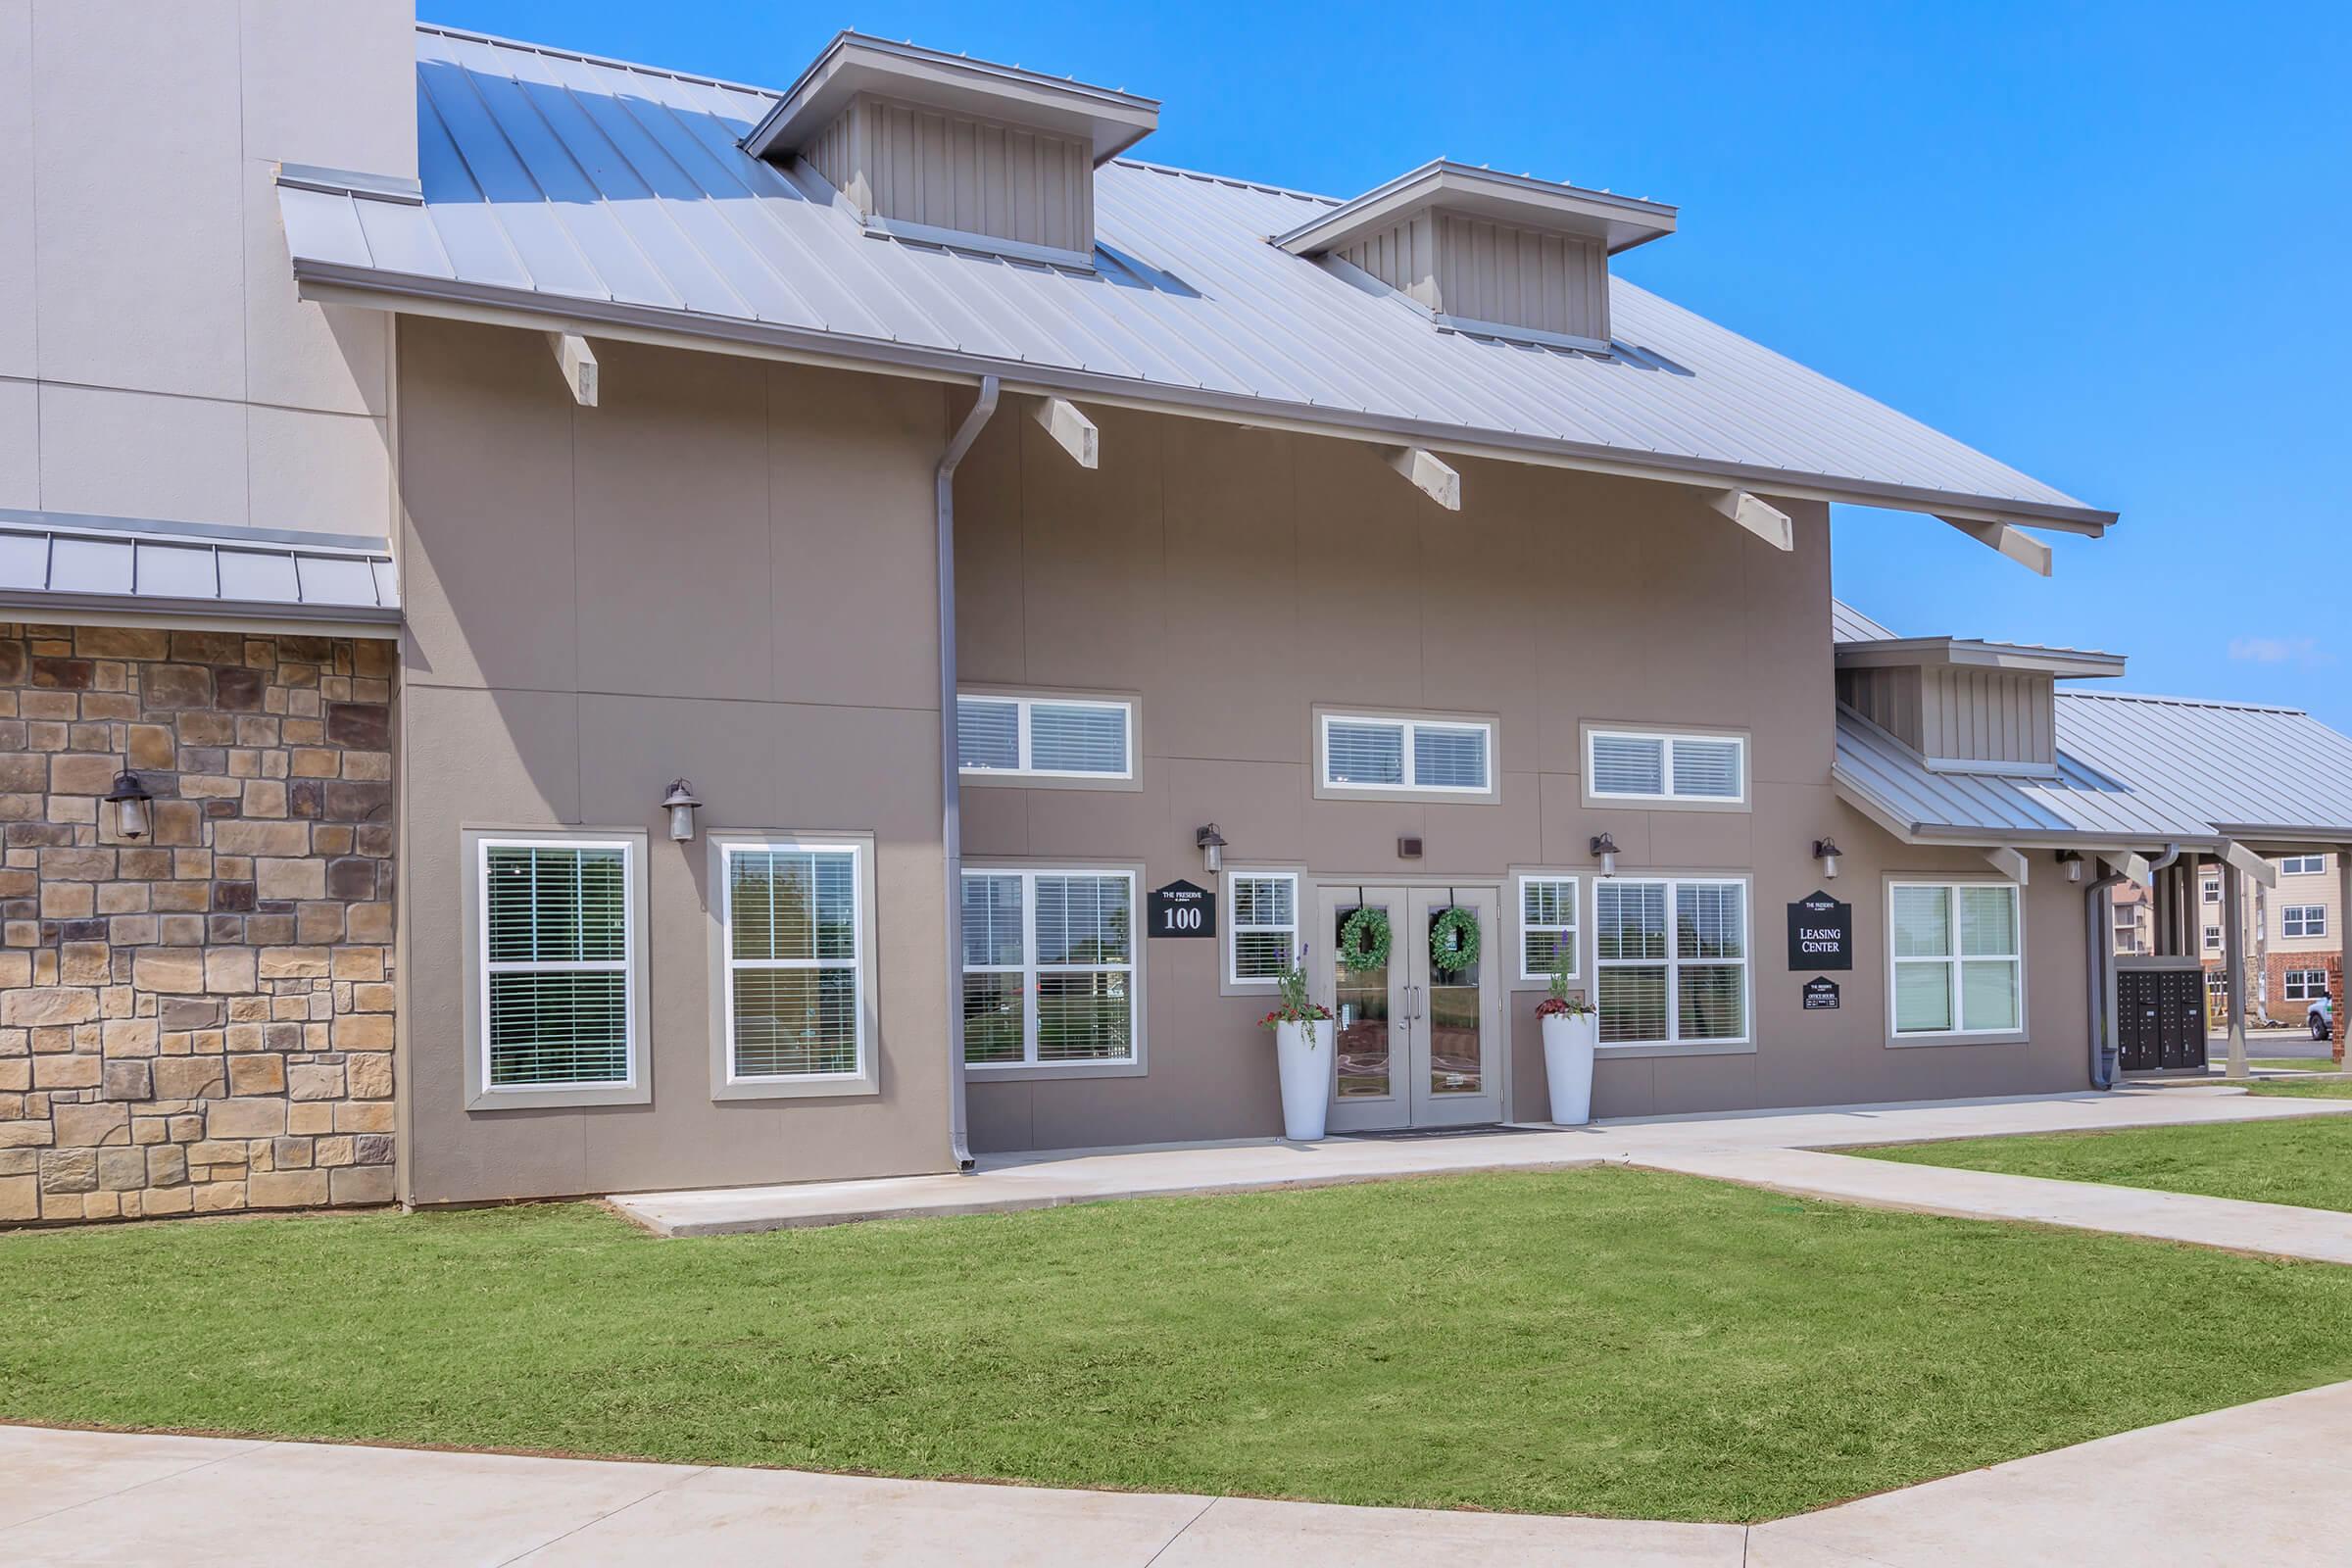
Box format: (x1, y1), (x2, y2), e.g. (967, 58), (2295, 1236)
(1429, 906), (1481, 975)
(1337, 906), (1393, 972)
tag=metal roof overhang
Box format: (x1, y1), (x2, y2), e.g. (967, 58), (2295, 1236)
(1835, 637), (2128, 679)
(0, 590), (401, 638)
(1831, 766), (2218, 855)
(1273, 161), (1679, 258)
(294, 260), (2119, 536)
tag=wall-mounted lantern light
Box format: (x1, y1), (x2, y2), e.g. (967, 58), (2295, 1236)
(2057, 849), (2084, 883)
(1813, 837), (1842, 880)
(105, 769), (152, 841)
(1590, 832), (1619, 878)
(1196, 823), (1227, 875)
(661, 779), (703, 843)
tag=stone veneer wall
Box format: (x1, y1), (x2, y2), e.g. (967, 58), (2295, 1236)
(0, 625), (397, 1224)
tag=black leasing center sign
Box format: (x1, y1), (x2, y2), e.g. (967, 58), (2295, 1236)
(1787, 890), (1852, 971)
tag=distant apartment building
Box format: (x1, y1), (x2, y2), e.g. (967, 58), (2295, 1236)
(2123, 856), (2345, 1027)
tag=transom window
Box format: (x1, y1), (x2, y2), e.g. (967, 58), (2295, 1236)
(2283, 905), (2328, 939)
(1586, 728), (1747, 806)
(1593, 878), (1748, 1047)
(719, 841), (865, 1083)
(476, 837), (638, 1094)
(1227, 870), (1300, 986)
(956, 693), (1135, 781)
(1890, 882), (2023, 1038)
(1318, 712), (1493, 795)
(1517, 874), (1581, 982)
(962, 868), (1138, 1068)
(2285, 969), (2330, 1002)
(2281, 856), (2328, 876)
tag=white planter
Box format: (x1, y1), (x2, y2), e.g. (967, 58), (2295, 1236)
(1542, 1011), (1596, 1125)
(1274, 1018), (1329, 1142)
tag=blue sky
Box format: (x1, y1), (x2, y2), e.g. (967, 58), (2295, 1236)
(435, 1), (2352, 724)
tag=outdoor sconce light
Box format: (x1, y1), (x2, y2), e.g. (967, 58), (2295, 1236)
(1196, 823), (1227, 875)
(105, 769), (152, 841)
(1813, 837), (1842, 880)
(2058, 850), (2084, 883)
(661, 779), (703, 843)
(1590, 832), (1620, 878)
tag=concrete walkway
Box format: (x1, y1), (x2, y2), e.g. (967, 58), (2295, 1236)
(7, 1379), (2349, 1564)
(613, 1085), (2352, 1236)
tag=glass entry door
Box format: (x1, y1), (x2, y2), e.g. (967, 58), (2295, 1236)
(1316, 884), (1504, 1132)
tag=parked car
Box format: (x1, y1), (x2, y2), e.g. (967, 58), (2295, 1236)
(2314, 997), (2336, 1041)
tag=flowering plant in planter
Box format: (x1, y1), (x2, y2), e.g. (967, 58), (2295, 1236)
(1534, 936), (1594, 1019)
(1258, 945), (1334, 1036)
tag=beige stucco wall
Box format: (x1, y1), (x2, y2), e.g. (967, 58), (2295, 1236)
(393, 321), (957, 1204)
(953, 405), (2093, 1150)
(0, 0), (412, 543)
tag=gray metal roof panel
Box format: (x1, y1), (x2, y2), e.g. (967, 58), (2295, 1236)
(0, 520), (397, 622)
(1831, 600), (1898, 643)
(280, 26), (2113, 529)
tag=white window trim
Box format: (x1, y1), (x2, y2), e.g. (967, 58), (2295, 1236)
(1886, 877), (2028, 1047)
(1511, 870), (1583, 988)
(2204, 923), (2224, 952)
(2202, 879), (2221, 904)
(1580, 722), (1751, 812)
(2281, 856), (2328, 876)
(463, 827), (651, 1112)
(961, 861), (1147, 1080)
(708, 831), (880, 1101)
(956, 689), (1142, 791)
(1311, 707), (1500, 805)
(1592, 874), (1753, 1054)
(1222, 866), (1302, 993)
(2282, 905), (2328, 939)
(2284, 968), (2329, 1002)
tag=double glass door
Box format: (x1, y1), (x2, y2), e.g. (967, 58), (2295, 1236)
(1315, 884), (1503, 1131)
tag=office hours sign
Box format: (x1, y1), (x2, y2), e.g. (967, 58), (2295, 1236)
(1787, 890), (1853, 971)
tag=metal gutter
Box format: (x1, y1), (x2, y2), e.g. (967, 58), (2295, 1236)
(294, 264), (2120, 535)
(938, 376), (1001, 1174)
(0, 594), (400, 634)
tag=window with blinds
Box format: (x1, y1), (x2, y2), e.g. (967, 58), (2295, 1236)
(1890, 881), (2023, 1037)
(721, 841), (864, 1080)
(1593, 878), (1748, 1046)
(956, 693), (1135, 781)
(1228, 870), (1299, 985)
(1517, 874), (1581, 982)
(961, 867), (1138, 1067)
(1317, 713), (1493, 795)
(1586, 729), (1747, 806)
(478, 839), (637, 1090)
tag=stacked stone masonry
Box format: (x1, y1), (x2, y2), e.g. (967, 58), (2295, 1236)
(0, 625), (398, 1225)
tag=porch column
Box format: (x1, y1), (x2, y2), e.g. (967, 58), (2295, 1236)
(2222, 866), (2250, 1078)
(2339, 853), (2352, 1063)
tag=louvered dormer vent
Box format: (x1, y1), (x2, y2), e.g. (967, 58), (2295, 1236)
(746, 33), (1159, 270)
(1273, 162), (1676, 353)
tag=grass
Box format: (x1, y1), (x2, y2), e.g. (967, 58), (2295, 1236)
(2240, 1078), (2352, 1100)
(2245, 1057), (2341, 1074)
(1862, 1112), (2352, 1212)
(5, 1169), (2352, 1523)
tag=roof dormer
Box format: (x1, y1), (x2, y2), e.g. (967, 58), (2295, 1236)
(745, 32), (1159, 270)
(1274, 161), (1675, 353)
(1835, 636), (2127, 779)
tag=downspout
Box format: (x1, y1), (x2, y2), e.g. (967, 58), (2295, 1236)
(939, 376), (999, 1173)
(2088, 845), (2181, 1090)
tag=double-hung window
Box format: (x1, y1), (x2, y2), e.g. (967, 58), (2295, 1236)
(1890, 881), (2024, 1039)
(711, 835), (877, 1098)
(1226, 869), (1300, 987)
(2202, 878), (2221, 904)
(1316, 711), (1494, 800)
(2204, 923), (2223, 952)
(467, 833), (648, 1108)
(2283, 905), (2328, 939)
(1593, 878), (1748, 1047)
(956, 692), (1136, 784)
(2281, 856), (2328, 876)
(2285, 968), (2329, 1003)
(1517, 874), (1581, 983)
(1585, 727), (1747, 808)
(962, 867), (1141, 1071)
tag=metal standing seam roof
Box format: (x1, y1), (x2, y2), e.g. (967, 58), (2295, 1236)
(0, 518), (398, 622)
(273, 24), (2114, 533)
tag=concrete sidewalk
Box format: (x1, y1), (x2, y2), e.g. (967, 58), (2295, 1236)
(612, 1085), (2352, 1236)
(7, 1380), (2348, 1564)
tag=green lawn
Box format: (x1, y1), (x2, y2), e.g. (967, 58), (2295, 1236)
(5, 1169), (2352, 1523)
(2242, 1078), (2352, 1100)
(1862, 1111), (2352, 1211)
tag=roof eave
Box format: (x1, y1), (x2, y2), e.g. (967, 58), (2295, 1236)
(295, 260), (2119, 536)
(1273, 160), (1679, 258)
(1836, 637), (2129, 678)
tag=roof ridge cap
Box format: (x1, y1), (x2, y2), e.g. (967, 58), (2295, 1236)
(2062, 689), (2310, 716)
